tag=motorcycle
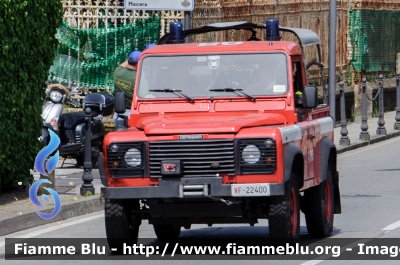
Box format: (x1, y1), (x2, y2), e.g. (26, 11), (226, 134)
(40, 80), (109, 167)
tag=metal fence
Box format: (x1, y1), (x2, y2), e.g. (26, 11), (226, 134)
(347, 4), (400, 85)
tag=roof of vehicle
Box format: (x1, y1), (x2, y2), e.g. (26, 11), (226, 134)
(140, 41), (302, 57)
(158, 21), (321, 47)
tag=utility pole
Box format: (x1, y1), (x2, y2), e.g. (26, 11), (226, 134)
(184, 11), (191, 43)
(329, 0), (337, 124)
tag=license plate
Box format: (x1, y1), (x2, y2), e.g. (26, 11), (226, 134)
(231, 184), (270, 197)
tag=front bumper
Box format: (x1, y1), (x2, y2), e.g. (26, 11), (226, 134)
(102, 177), (284, 199)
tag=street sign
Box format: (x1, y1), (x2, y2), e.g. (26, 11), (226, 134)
(124, 0), (194, 11)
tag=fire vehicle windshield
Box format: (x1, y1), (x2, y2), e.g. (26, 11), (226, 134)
(137, 53), (288, 99)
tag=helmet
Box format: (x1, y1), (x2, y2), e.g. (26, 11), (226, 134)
(127, 50), (141, 65)
(144, 43), (156, 50)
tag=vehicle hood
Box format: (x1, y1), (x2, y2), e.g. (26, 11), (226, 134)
(136, 112), (287, 135)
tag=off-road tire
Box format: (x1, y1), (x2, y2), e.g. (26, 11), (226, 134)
(153, 224), (181, 241)
(268, 171), (300, 239)
(304, 170), (334, 238)
(105, 199), (141, 254)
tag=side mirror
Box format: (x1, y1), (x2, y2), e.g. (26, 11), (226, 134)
(302, 85), (318, 108)
(114, 91), (126, 114)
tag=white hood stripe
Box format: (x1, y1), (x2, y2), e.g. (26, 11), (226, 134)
(319, 117), (334, 134)
(280, 117), (334, 144)
(280, 125), (302, 144)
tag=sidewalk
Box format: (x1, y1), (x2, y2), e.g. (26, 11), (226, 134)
(1, 111), (399, 236)
(0, 160), (104, 236)
(334, 111), (400, 154)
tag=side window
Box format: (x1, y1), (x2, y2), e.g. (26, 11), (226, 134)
(292, 61), (303, 93)
(293, 61), (304, 108)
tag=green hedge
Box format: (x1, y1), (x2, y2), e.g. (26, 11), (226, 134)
(0, 0), (63, 192)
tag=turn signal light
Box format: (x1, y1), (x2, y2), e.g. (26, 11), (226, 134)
(50, 118), (57, 126)
(112, 162), (119, 168)
(265, 157), (274, 165)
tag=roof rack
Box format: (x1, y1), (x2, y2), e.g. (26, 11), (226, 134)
(157, 21), (320, 49)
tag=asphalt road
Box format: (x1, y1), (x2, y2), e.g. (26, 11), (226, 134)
(2, 137), (400, 265)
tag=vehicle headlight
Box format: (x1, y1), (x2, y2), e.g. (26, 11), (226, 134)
(107, 142), (146, 178)
(50, 91), (63, 102)
(242, 145), (261, 164)
(238, 139), (276, 174)
(124, 148), (142, 167)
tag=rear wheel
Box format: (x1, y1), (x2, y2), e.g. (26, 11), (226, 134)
(105, 199), (141, 254)
(304, 169), (334, 237)
(153, 224), (181, 241)
(268, 171), (300, 238)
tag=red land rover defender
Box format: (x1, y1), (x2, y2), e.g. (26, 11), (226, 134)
(100, 19), (341, 249)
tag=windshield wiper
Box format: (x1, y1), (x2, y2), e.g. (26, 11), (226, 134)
(209, 88), (256, 101)
(149, 89), (194, 103)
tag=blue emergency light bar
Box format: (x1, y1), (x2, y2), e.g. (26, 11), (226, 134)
(169, 22), (184, 44)
(266, 18), (280, 41)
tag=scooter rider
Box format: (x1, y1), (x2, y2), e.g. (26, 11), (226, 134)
(113, 50), (141, 130)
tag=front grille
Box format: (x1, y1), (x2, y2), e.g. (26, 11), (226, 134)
(149, 139), (235, 177)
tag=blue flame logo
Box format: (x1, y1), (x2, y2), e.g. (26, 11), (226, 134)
(30, 130), (62, 219)
(29, 179), (62, 219)
(34, 130), (60, 176)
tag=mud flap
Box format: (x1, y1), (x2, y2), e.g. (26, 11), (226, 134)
(333, 170), (341, 214)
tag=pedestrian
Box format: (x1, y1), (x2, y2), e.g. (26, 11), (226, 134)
(113, 50), (141, 130)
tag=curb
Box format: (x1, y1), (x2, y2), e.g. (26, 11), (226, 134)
(0, 196), (103, 237)
(337, 131), (400, 154)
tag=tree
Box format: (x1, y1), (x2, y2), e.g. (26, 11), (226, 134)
(0, 0), (63, 192)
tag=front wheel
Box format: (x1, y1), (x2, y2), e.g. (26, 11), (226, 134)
(105, 199), (141, 254)
(268, 171), (300, 239)
(304, 170), (334, 237)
